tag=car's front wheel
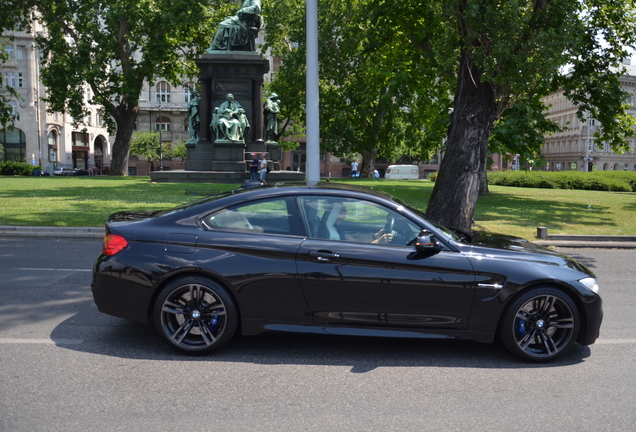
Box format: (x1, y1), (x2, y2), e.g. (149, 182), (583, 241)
(153, 276), (238, 355)
(499, 287), (580, 362)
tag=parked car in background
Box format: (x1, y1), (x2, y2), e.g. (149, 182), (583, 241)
(91, 183), (602, 362)
(385, 164), (420, 180)
(53, 167), (75, 176)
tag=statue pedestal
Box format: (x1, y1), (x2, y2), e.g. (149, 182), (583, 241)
(185, 53), (269, 172)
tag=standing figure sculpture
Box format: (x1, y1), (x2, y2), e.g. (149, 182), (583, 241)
(187, 90), (200, 144)
(214, 93), (248, 142)
(210, 107), (220, 139)
(206, 0), (262, 52)
(264, 93), (280, 142)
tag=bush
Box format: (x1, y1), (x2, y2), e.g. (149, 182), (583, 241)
(428, 171), (438, 182)
(0, 161), (42, 176)
(487, 170), (635, 192)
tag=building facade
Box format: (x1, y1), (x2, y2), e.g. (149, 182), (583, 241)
(1, 25), (110, 174)
(541, 61), (636, 172)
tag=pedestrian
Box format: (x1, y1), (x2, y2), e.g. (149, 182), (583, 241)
(351, 160), (359, 177)
(250, 153), (259, 181)
(259, 153), (268, 184)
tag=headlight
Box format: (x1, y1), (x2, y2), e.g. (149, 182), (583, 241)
(579, 277), (599, 293)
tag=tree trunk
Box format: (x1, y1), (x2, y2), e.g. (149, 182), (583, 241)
(425, 49), (497, 233)
(109, 103), (140, 176)
(360, 148), (377, 178)
(479, 167), (489, 195)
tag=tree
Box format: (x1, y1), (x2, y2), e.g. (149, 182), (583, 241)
(171, 140), (188, 161)
(129, 131), (163, 172)
(0, 45), (20, 129)
(267, 0), (636, 233)
(263, 0), (449, 177)
(1, 20), (26, 130)
(377, 0), (636, 233)
(14, 0), (234, 176)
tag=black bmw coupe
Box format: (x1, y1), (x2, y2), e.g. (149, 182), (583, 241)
(91, 183), (602, 362)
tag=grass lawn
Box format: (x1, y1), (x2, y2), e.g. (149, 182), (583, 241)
(1, 175), (635, 240)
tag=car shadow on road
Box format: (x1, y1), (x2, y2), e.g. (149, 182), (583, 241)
(50, 306), (592, 372)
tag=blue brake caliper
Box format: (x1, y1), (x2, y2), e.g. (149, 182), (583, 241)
(515, 319), (527, 339)
(207, 316), (220, 332)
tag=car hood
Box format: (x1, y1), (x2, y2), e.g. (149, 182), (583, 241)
(457, 232), (594, 276)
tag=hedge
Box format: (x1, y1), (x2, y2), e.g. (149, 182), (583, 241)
(487, 170), (636, 192)
(0, 161), (43, 176)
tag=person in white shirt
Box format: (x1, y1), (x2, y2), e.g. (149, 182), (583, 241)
(259, 153), (268, 183)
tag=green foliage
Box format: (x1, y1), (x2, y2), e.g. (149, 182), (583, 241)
(0, 42), (21, 128)
(263, 0), (448, 169)
(171, 141), (188, 161)
(487, 171), (636, 192)
(130, 132), (161, 160)
(18, 0), (234, 175)
(0, 161), (41, 175)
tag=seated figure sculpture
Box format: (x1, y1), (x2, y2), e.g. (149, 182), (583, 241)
(214, 94), (248, 142)
(206, 0), (262, 52)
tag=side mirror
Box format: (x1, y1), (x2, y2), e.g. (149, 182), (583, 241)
(415, 234), (443, 252)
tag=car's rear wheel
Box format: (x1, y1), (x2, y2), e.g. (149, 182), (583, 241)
(153, 276), (238, 355)
(499, 287), (580, 362)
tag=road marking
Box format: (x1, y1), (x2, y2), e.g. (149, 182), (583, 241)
(17, 268), (92, 272)
(0, 338), (83, 345)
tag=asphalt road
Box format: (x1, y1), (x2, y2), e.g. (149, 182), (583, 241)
(0, 239), (634, 432)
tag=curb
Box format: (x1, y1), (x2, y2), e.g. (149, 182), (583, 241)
(534, 240), (636, 249)
(0, 226), (105, 242)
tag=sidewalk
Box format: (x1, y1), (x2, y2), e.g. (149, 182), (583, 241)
(1, 225), (635, 248)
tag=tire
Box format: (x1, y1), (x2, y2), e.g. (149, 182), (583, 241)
(499, 287), (580, 362)
(153, 276), (238, 355)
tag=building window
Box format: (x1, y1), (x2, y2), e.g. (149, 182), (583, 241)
(17, 72), (23, 88)
(3, 72), (16, 87)
(97, 112), (104, 127)
(48, 130), (58, 162)
(155, 116), (171, 131)
(8, 101), (18, 117)
(184, 83), (196, 102)
(156, 81), (171, 102)
(72, 131), (89, 146)
(4, 45), (14, 59)
(0, 127), (27, 162)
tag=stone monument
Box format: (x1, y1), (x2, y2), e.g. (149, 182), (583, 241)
(185, 0), (277, 173)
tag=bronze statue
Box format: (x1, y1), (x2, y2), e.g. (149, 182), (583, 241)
(186, 90), (200, 144)
(206, 0), (262, 52)
(264, 93), (280, 142)
(213, 94), (249, 142)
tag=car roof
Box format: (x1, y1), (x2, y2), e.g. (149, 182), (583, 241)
(233, 181), (398, 202)
(151, 182), (402, 219)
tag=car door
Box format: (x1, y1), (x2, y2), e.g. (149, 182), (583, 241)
(296, 195), (476, 330)
(196, 195), (311, 324)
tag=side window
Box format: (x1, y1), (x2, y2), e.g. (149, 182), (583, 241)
(203, 197), (303, 236)
(299, 196), (420, 246)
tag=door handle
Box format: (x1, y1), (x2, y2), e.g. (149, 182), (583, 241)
(309, 250), (340, 261)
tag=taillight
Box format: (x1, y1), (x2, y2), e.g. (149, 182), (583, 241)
(103, 234), (128, 256)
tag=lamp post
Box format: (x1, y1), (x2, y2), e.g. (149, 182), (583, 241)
(584, 114), (591, 172)
(159, 100), (163, 171)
